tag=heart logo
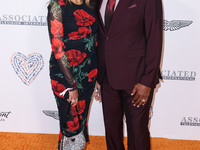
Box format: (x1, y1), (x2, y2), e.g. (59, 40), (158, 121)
(11, 52), (44, 86)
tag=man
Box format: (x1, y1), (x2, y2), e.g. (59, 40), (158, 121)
(95, 0), (163, 149)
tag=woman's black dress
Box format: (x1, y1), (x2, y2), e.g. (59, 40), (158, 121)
(47, 0), (98, 148)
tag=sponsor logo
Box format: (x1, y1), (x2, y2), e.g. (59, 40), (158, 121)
(180, 117), (200, 126)
(43, 110), (59, 120)
(163, 20), (193, 31)
(161, 70), (196, 81)
(0, 111), (11, 122)
(0, 14), (47, 26)
(11, 52), (44, 86)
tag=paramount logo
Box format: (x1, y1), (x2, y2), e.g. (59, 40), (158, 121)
(0, 14), (47, 26)
(0, 111), (11, 122)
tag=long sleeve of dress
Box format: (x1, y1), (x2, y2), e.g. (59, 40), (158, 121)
(47, 1), (77, 90)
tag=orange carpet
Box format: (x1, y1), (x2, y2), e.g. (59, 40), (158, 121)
(0, 132), (200, 150)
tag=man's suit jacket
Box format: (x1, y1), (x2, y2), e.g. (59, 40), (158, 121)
(96, 0), (163, 90)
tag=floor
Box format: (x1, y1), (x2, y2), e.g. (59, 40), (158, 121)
(0, 132), (200, 150)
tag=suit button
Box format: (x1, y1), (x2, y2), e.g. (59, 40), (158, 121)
(106, 36), (109, 40)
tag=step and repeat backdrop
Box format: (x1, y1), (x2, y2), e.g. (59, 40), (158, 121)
(0, 0), (200, 141)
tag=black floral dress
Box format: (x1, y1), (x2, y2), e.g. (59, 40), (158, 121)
(47, 0), (98, 148)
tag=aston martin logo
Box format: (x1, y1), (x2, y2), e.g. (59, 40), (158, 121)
(43, 110), (59, 120)
(163, 20), (193, 31)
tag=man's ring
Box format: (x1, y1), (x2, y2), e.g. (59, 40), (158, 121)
(71, 99), (75, 103)
(141, 99), (146, 102)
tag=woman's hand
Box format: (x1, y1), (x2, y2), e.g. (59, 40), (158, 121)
(94, 81), (101, 102)
(68, 89), (78, 107)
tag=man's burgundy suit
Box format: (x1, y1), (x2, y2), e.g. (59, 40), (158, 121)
(95, 0), (163, 149)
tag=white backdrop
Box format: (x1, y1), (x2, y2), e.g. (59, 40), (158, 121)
(0, 0), (200, 141)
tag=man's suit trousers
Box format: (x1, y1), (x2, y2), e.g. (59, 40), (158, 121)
(101, 74), (154, 150)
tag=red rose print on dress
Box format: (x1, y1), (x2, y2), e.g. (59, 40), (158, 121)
(65, 49), (87, 66)
(68, 27), (92, 40)
(77, 100), (86, 115)
(67, 116), (80, 131)
(51, 19), (63, 37)
(74, 9), (95, 26)
(59, 131), (63, 141)
(58, 131), (63, 147)
(71, 100), (85, 116)
(71, 106), (78, 116)
(87, 69), (97, 82)
(57, 0), (66, 6)
(51, 38), (65, 59)
(51, 80), (66, 98)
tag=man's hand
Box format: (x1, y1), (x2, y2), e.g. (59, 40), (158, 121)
(131, 83), (151, 107)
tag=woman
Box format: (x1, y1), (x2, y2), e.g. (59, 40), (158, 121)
(47, 0), (100, 149)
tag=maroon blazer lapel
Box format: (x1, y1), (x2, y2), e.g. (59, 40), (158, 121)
(97, 0), (134, 34)
(108, 0), (133, 34)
